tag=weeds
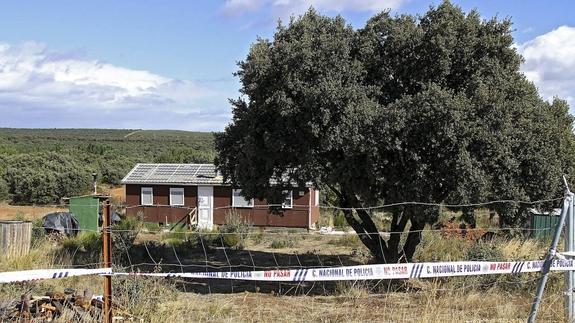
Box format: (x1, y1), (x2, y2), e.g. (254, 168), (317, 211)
(270, 238), (297, 249)
(327, 234), (362, 248)
(219, 211), (253, 249)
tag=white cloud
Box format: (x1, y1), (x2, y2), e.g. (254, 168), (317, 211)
(519, 25), (575, 106)
(0, 41), (231, 130)
(222, 0), (264, 16)
(221, 0), (405, 18)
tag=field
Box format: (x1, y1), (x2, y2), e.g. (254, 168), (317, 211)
(0, 203), (66, 221)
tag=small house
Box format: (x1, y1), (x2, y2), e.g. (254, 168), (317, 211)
(121, 164), (320, 230)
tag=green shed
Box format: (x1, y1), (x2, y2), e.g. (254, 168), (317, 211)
(68, 195), (109, 232)
(529, 208), (561, 240)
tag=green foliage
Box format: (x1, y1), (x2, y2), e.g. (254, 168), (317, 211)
(3, 152), (92, 204)
(0, 177), (9, 201)
(333, 212), (348, 230)
(414, 231), (470, 262)
(219, 211), (253, 249)
(270, 238), (297, 249)
(51, 231), (103, 267)
(113, 217), (142, 265)
(215, 2), (575, 262)
(160, 226), (196, 247)
(327, 235), (362, 248)
(0, 128), (215, 204)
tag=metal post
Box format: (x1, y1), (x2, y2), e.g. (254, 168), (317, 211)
(567, 192), (575, 322)
(102, 201), (113, 323)
(528, 177), (572, 323)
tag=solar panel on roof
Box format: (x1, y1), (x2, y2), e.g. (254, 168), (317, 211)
(121, 163), (224, 185)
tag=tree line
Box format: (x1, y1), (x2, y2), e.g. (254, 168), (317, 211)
(0, 129), (215, 204)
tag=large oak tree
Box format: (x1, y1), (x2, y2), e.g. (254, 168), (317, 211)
(215, 1), (575, 263)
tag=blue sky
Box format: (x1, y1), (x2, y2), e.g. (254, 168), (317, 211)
(0, 0), (573, 131)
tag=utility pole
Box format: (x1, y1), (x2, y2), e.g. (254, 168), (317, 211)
(102, 201), (113, 323)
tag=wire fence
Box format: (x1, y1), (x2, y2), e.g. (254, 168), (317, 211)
(0, 198), (570, 321)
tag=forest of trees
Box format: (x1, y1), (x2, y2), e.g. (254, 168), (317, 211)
(0, 128), (215, 204)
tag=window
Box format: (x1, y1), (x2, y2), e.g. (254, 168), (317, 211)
(232, 189), (253, 208)
(282, 190), (293, 209)
(141, 187), (153, 205)
(170, 187), (184, 206)
(315, 190), (320, 206)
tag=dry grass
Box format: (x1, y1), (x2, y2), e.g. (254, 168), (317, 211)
(0, 223), (566, 322)
(0, 203), (65, 221)
(115, 288), (562, 322)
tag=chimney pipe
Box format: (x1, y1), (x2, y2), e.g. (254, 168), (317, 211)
(92, 172), (98, 195)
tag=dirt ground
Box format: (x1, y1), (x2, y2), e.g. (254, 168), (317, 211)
(0, 203), (66, 221)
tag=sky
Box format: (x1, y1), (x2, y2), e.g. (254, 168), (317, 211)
(0, 0), (573, 131)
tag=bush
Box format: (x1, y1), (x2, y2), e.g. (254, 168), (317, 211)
(2, 152), (92, 204)
(160, 226), (197, 247)
(113, 217), (142, 265)
(61, 231), (102, 253)
(465, 242), (504, 261)
(113, 276), (178, 319)
(219, 211), (253, 249)
(270, 238), (297, 249)
(0, 178), (9, 201)
(328, 234), (362, 248)
(250, 230), (264, 245)
(333, 212), (348, 230)
(58, 231), (102, 265)
(414, 231), (471, 262)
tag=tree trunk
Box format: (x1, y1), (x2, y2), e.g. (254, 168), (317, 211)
(341, 208), (392, 262)
(387, 209), (408, 261)
(400, 220), (425, 262)
(328, 186), (425, 264)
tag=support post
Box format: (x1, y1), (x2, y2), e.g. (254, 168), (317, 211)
(528, 176), (572, 323)
(567, 191), (575, 322)
(102, 201), (113, 323)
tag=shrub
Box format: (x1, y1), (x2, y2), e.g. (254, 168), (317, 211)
(161, 227), (196, 247)
(250, 230), (264, 245)
(219, 211), (253, 249)
(328, 234), (361, 248)
(414, 231), (470, 262)
(113, 217), (142, 265)
(333, 212), (348, 230)
(113, 275), (179, 319)
(58, 231), (102, 265)
(0, 177), (9, 201)
(465, 242), (504, 261)
(270, 238), (297, 249)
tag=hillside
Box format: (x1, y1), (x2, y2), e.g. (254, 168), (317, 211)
(0, 128), (216, 204)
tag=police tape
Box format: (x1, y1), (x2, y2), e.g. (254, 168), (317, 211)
(2, 259), (574, 284)
(113, 259), (575, 282)
(0, 268), (112, 284)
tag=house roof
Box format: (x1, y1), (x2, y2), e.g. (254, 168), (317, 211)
(121, 163), (224, 185)
(121, 163), (314, 187)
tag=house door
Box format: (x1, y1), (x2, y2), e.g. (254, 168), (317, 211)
(197, 186), (213, 230)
